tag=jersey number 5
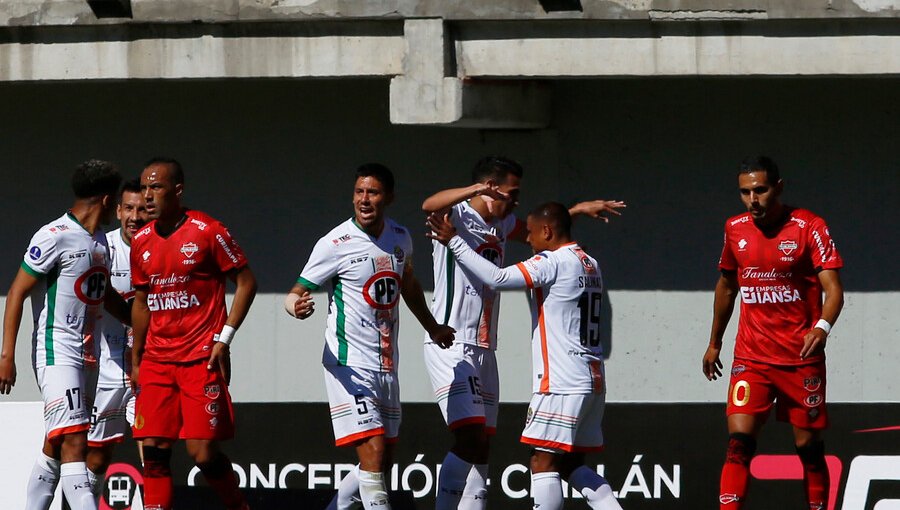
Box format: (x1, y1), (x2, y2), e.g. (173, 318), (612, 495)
(577, 292), (602, 347)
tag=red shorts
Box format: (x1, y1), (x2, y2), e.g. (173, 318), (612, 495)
(726, 359), (828, 429)
(132, 358), (235, 441)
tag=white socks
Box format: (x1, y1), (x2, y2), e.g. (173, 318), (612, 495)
(358, 469), (391, 510)
(436, 452), (469, 509)
(60, 462), (97, 510)
(568, 466), (622, 510)
(460, 462), (488, 510)
(25, 453), (60, 510)
(531, 472), (563, 510)
(327, 465), (362, 510)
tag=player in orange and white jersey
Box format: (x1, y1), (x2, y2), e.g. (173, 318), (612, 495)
(421, 157), (625, 510)
(428, 202), (623, 510)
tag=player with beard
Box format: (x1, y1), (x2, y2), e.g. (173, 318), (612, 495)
(285, 164), (455, 510)
(1, 160), (129, 510)
(703, 156), (844, 510)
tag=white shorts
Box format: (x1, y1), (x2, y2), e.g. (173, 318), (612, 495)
(424, 342), (499, 433)
(88, 386), (133, 447)
(323, 364), (401, 447)
(520, 393), (606, 453)
(36, 365), (97, 441)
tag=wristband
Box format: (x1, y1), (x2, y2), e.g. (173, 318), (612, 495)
(284, 293), (300, 318)
(814, 319), (832, 335)
(215, 325), (237, 346)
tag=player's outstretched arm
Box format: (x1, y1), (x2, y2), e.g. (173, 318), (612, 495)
(427, 213), (528, 290)
(569, 199), (627, 223)
(130, 287), (150, 391)
(800, 269), (844, 360)
(703, 271), (739, 381)
(0, 268), (39, 394)
(400, 262), (455, 349)
(104, 285), (131, 326)
(421, 183), (509, 214)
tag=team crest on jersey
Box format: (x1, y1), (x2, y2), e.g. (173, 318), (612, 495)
(803, 377), (822, 392)
(393, 246), (405, 264)
(778, 239), (798, 256)
(363, 271), (401, 310)
(525, 406), (534, 425)
(204, 384), (221, 399)
(476, 243), (503, 266)
(731, 364), (746, 376)
(180, 242), (199, 258)
(142, 250), (150, 261)
(75, 267), (110, 305)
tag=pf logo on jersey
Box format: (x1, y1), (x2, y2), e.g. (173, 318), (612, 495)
(363, 271), (401, 310)
(476, 243), (503, 266)
(75, 267), (110, 305)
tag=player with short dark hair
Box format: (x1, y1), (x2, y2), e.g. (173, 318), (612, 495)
(421, 157), (625, 509)
(1, 159), (128, 510)
(702, 156), (844, 510)
(130, 158), (258, 510)
(427, 202), (622, 510)
(85, 178), (149, 500)
(285, 164), (455, 510)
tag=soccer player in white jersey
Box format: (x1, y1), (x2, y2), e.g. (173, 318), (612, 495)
(428, 202), (623, 510)
(285, 164), (455, 510)
(86, 178), (148, 499)
(421, 156), (625, 509)
(0, 160), (130, 510)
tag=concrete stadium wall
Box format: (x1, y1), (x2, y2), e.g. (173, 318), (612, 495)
(0, 77), (897, 404)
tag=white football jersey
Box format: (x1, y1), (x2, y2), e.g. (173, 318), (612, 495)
(426, 201), (517, 350)
(447, 238), (605, 394)
(98, 229), (133, 389)
(22, 213), (110, 369)
(298, 218), (413, 373)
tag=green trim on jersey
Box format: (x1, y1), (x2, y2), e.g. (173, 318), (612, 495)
(66, 211), (90, 234)
(332, 275), (348, 365)
(297, 276), (320, 291)
(20, 261), (42, 278)
(443, 252), (455, 324)
(44, 265), (60, 366)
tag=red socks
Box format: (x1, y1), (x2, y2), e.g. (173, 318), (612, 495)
(719, 433), (756, 509)
(143, 446), (174, 510)
(797, 441), (829, 510)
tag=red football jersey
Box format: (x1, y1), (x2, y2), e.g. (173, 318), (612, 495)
(131, 210), (247, 363)
(719, 208), (842, 366)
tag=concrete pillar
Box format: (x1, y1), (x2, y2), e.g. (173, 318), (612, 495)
(389, 18), (551, 128)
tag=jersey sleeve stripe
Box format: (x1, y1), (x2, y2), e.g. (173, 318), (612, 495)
(44, 266), (60, 366)
(443, 252), (455, 324)
(332, 276), (348, 365)
(515, 263), (534, 288)
(20, 261), (43, 278)
(296, 276), (320, 291)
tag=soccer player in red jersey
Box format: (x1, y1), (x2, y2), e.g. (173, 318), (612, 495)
(130, 158), (258, 510)
(702, 156), (844, 510)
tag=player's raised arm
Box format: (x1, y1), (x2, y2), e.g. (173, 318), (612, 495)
(421, 183), (509, 215)
(400, 262), (455, 349)
(800, 269), (844, 360)
(703, 271), (739, 381)
(0, 267), (41, 394)
(569, 199), (627, 223)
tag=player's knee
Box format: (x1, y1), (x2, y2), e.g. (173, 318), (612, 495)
(453, 425), (490, 462)
(143, 446), (172, 477)
(197, 452), (233, 478)
(59, 432), (87, 459)
(725, 433), (757, 466)
(796, 441), (826, 468)
(530, 450), (560, 473)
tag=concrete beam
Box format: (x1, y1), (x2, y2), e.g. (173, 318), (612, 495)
(1, 0), (898, 27)
(389, 18), (551, 128)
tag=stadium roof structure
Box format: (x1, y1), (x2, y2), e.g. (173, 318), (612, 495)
(2, 0), (898, 127)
